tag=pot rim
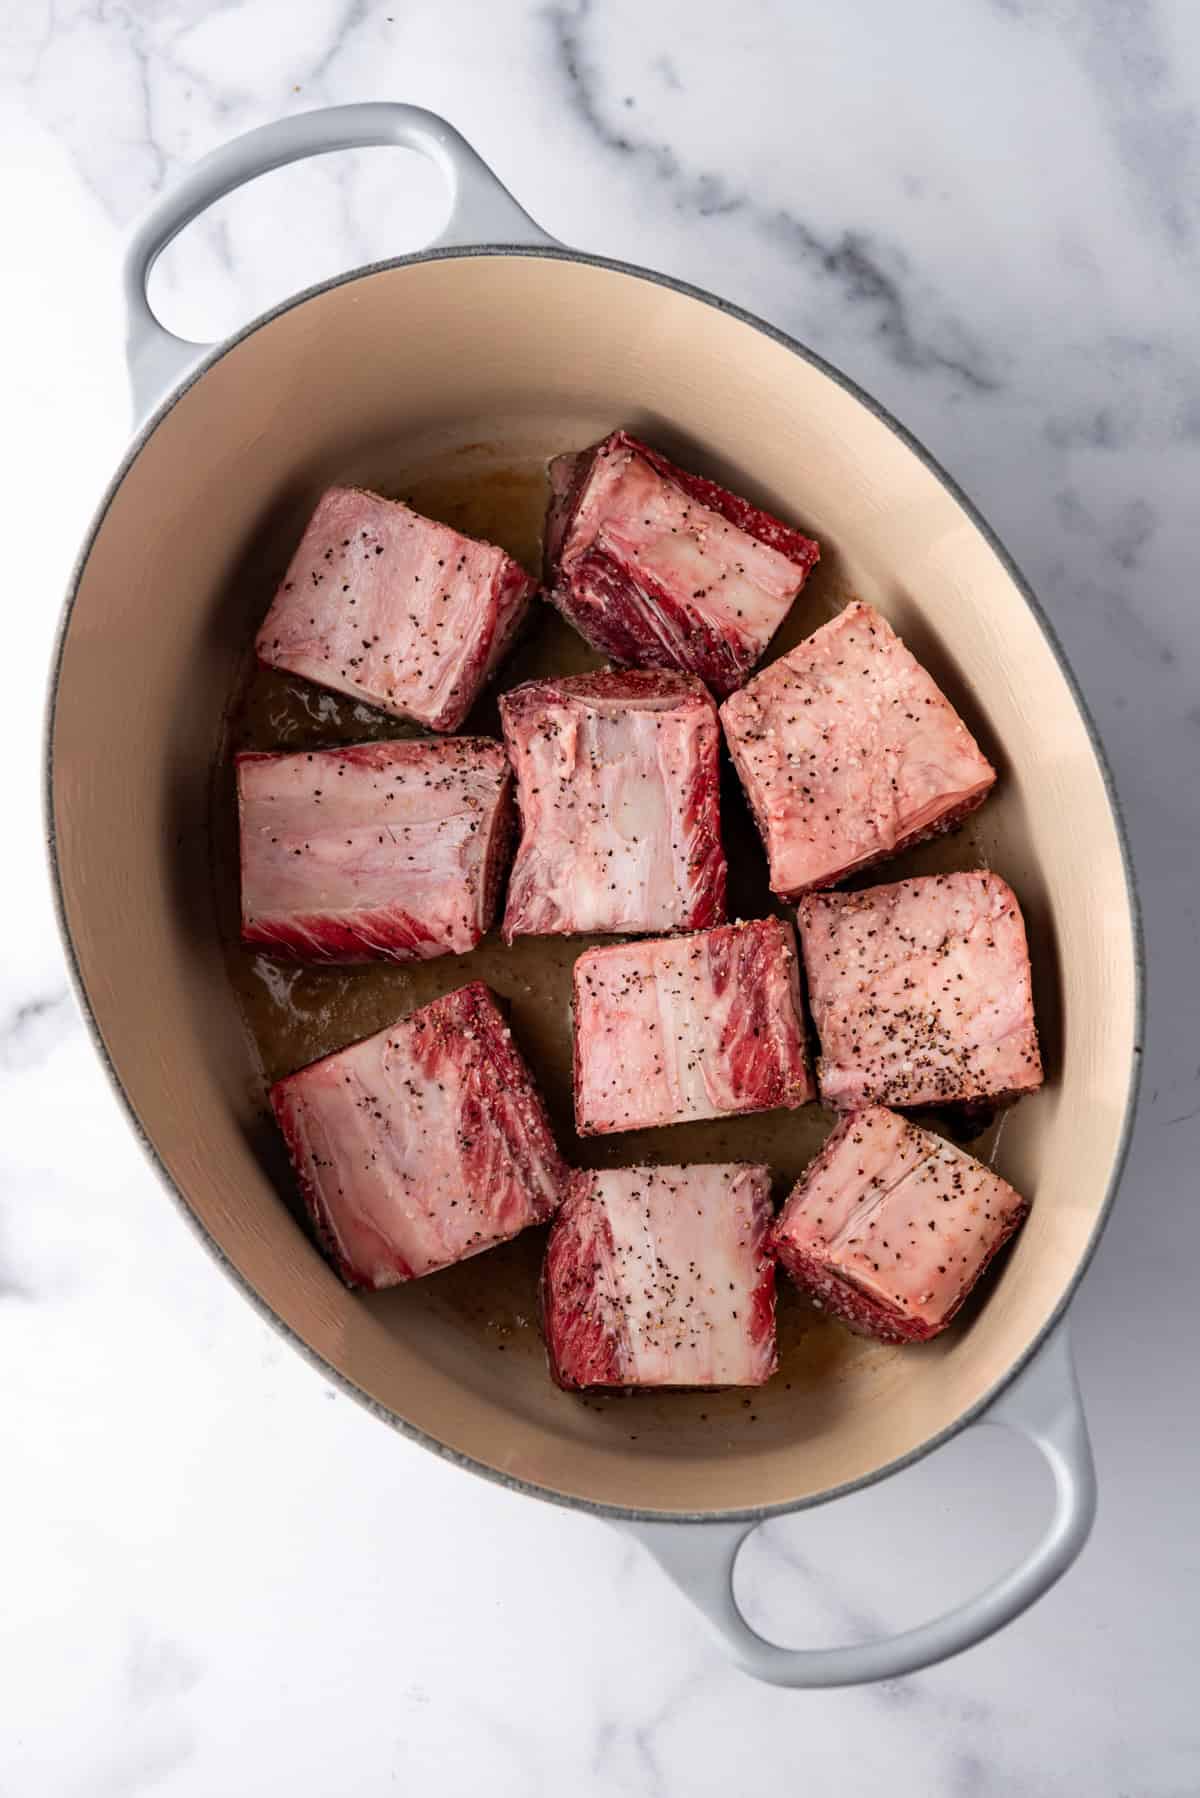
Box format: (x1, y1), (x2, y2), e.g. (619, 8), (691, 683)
(43, 243), (1146, 1524)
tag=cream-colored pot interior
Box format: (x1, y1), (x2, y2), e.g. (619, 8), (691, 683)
(50, 254), (1139, 1516)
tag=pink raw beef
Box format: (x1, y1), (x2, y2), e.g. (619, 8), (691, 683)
(256, 487), (535, 732)
(271, 983), (568, 1288)
(500, 668), (727, 940)
(772, 1107), (1030, 1343)
(797, 871), (1044, 1110)
(543, 431), (819, 696)
(542, 1163), (777, 1389)
(721, 601), (996, 899)
(237, 737), (513, 962)
(573, 917), (813, 1135)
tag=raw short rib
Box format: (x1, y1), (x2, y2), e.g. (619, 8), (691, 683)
(238, 737), (512, 961)
(543, 431), (818, 696)
(256, 486), (534, 731)
(542, 1162), (777, 1389)
(772, 1106), (1029, 1342)
(271, 983), (568, 1287)
(500, 668), (726, 939)
(721, 601), (995, 898)
(573, 917), (812, 1134)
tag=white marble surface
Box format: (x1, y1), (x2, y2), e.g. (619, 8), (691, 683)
(2, 1), (1198, 1790)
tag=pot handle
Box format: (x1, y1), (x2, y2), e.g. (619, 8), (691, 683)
(623, 1322), (1096, 1688)
(122, 101), (555, 420)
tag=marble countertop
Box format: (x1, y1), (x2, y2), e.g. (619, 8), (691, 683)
(3, 2), (1197, 1791)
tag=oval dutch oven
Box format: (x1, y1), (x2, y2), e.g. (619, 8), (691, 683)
(46, 104), (1142, 1687)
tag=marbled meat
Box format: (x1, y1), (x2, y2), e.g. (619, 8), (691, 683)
(573, 917), (812, 1134)
(772, 1106), (1029, 1342)
(256, 486), (535, 732)
(797, 871), (1043, 1109)
(500, 668), (726, 939)
(542, 1163), (777, 1389)
(721, 601), (995, 898)
(543, 431), (819, 696)
(237, 737), (513, 961)
(271, 983), (568, 1287)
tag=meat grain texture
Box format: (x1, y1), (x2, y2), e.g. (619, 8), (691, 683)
(500, 668), (727, 939)
(772, 1107), (1030, 1342)
(237, 737), (512, 961)
(573, 917), (812, 1134)
(721, 600), (996, 898)
(797, 870), (1043, 1109)
(543, 431), (819, 696)
(542, 1163), (777, 1389)
(271, 983), (568, 1287)
(255, 486), (535, 732)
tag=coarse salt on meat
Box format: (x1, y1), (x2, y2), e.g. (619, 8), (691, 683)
(543, 431), (819, 697)
(542, 1163), (777, 1389)
(500, 668), (727, 940)
(772, 1106), (1030, 1343)
(797, 870), (1044, 1110)
(573, 917), (813, 1135)
(721, 601), (996, 898)
(237, 737), (513, 962)
(256, 487), (535, 732)
(271, 983), (568, 1288)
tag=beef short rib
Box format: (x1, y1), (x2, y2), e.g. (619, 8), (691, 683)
(543, 431), (819, 696)
(797, 870), (1043, 1109)
(772, 1106), (1029, 1342)
(542, 1162), (777, 1389)
(721, 601), (995, 898)
(256, 486), (534, 732)
(500, 668), (726, 940)
(573, 917), (812, 1134)
(271, 983), (568, 1287)
(237, 737), (512, 961)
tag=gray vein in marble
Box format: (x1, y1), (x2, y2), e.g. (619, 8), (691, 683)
(0, 1243), (31, 1303)
(1101, 582), (1176, 668)
(126, 1625), (203, 1707)
(747, 1526), (1028, 1775)
(0, 989), (77, 1071)
(1054, 488), (1159, 571)
(1041, 331), (1200, 480)
(1045, 403), (1138, 451)
(1069, 0), (1199, 252)
(652, 53), (682, 93)
(764, 209), (1001, 393)
(305, 0), (372, 92)
(456, 1697), (554, 1797)
(591, 1716), (666, 1798)
(547, 0), (1002, 393)
(210, 211), (236, 275)
(0, 0), (55, 86)
(12, 0), (164, 219)
(586, 1661), (726, 1798)
(989, 0), (1198, 250)
(749, 1527), (918, 1705)
(129, 12), (169, 198)
(1046, 486), (1178, 673)
(949, 1748), (997, 1797)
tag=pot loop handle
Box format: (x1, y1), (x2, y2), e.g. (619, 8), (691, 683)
(623, 1322), (1096, 1688)
(123, 102), (555, 421)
